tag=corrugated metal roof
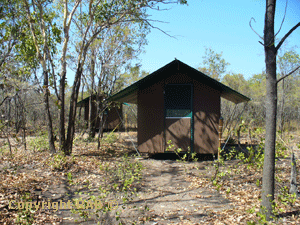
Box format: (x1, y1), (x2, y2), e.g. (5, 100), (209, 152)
(108, 59), (250, 104)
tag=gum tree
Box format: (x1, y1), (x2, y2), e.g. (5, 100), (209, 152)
(261, 0), (300, 219)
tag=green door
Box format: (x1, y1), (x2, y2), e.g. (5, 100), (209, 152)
(164, 84), (193, 152)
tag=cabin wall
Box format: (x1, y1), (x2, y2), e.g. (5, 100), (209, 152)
(137, 72), (221, 154)
(138, 81), (164, 153)
(84, 103), (89, 121)
(104, 104), (123, 130)
(82, 100), (122, 131)
(193, 81), (220, 154)
(84, 101), (97, 127)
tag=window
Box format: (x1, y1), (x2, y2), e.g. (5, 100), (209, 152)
(164, 84), (192, 118)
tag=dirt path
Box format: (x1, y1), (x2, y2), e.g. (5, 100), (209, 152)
(45, 133), (232, 224)
(119, 159), (231, 225)
(42, 157), (231, 225)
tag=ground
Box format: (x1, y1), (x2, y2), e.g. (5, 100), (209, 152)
(1, 131), (300, 224)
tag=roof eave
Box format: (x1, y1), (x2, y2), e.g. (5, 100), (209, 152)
(108, 59), (251, 104)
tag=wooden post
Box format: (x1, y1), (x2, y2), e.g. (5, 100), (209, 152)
(218, 117), (224, 159)
(125, 113), (128, 132)
(290, 152), (298, 196)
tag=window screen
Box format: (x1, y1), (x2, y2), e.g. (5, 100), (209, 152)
(165, 85), (192, 118)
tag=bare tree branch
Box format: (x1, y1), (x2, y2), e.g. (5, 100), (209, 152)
(144, 19), (176, 38)
(0, 96), (9, 107)
(276, 22), (300, 52)
(0, 39), (17, 70)
(249, 17), (264, 40)
(274, 0), (288, 38)
(277, 64), (300, 84)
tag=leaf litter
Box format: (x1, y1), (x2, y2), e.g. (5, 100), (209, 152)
(0, 132), (300, 224)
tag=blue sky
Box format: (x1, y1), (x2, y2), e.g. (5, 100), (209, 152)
(137, 0), (300, 80)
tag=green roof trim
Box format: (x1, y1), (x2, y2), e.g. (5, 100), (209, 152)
(108, 59), (250, 104)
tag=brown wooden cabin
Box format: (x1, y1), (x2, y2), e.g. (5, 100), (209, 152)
(77, 94), (123, 132)
(109, 59), (250, 154)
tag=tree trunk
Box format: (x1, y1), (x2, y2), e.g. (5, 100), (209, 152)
(64, 64), (82, 155)
(261, 0), (277, 220)
(43, 70), (56, 154)
(97, 99), (107, 150)
(59, 0), (80, 152)
(97, 113), (104, 150)
(88, 95), (95, 138)
(59, 71), (66, 149)
(279, 79), (285, 135)
(78, 84), (84, 131)
(88, 53), (96, 138)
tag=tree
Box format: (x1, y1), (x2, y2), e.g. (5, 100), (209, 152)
(221, 73), (250, 131)
(1, 0), (187, 156)
(222, 73), (248, 93)
(79, 21), (148, 139)
(0, 0), (24, 70)
(22, 0), (61, 154)
(0, 0), (61, 153)
(247, 73), (267, 126)
(59, 0), (187, 155)
(198, 47), (230, 81)
(277, 50), (300, 133)
(261, 0), (300, 220)
(119, 64), (149, 89)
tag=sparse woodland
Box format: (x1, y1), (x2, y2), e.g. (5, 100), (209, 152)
(1, 0), (300, 224)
